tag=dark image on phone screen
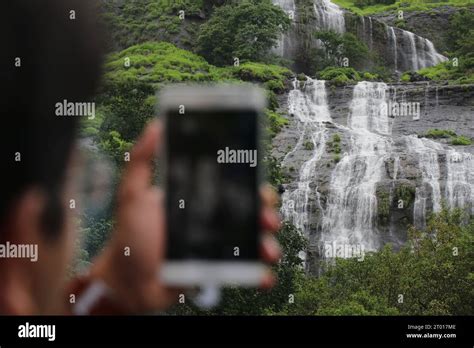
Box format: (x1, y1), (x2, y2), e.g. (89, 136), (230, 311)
(165, 110), (260, 261)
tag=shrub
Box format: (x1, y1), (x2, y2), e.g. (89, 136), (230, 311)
(197, 0), (290, 66)
(425, 128), (457, 139)
(318, 67), (361, 84)
(451, 135), (472, 145)
(304, 141), (315, 151)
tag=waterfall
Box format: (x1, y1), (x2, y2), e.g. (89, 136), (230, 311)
(321, 82), (391, 252)
(386, 25), (447, 72)
(387, 26), (398, 71)
(280, 79), (472, 262)
(281, 78), (331, 234)
(406, 136), (473, 227)
(314, 0), (345, 33)
(272, 0), (296, 57)
(405, 136), (443, 228)
(445, 150), (474, 214)
(368, 17), (373, 50)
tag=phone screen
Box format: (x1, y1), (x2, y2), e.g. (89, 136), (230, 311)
(165, 110), (260, 261)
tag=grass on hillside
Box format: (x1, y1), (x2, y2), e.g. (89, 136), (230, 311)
(332, 0), (472, 16)
(422, 128), (473, 145)
(104, 42), (292, 88)
(402, 61), (474, 85)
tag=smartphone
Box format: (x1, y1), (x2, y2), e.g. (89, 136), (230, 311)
(158, 85), (267, 286)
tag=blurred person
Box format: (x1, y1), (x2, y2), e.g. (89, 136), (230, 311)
(0, 0), (281, 315)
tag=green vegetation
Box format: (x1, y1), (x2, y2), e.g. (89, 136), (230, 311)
(104, 42), (229, 86)
(312, 31), (370, 72)
(417, 61), (474, 85)
(424, 128), (457, 138)
(76, 0), (474, 317)
(395, 183), (416, 208)
(92, 42), (293, 164)
(266, 109), (289, 138)
(232, 62), (292, 89)
(406, 10), (474, 83)
(451, 135), (473, 146)
(355, 0), (396, 8)
(196, 0), (290, 66)
(100, 0), (208, 50)
(167, 222), (308, 315)
(422, 128), (472, 145)
(304, 141), (315, 151)
(104, 42), (291, 89)
(376, 188), (391, 223)
(327, 133), (343, 154)
(319, 67), (359, 84)
(332, 0), (472, 16)
(168, 207), (474, 315)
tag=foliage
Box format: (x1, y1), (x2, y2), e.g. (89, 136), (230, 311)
(100, 0), (207, 50)
(230, 62), (292, 90)
(376, 188), (391, 223)
(97, 42), (293, 167)
(270, 208), (474, 315)
(80, 216), (114, 259)
(264, 155), (286, 187)
(354, 0), (396, 8)
(318, 67), (362, 85)
(394, 183), (416, 208)
(99, 78), (155, 143)
(424, 128), (457, 138)
(304, 141), (315, 151)
(422, 128), (472, 145)
(451, 135), (473, 146)
(312, 31), (369, 71)
(99, 130), (134, 165)
(266, 109), (289, 139)
(447, 9), (474, 59)
(327, 133), (342, 154)
(415, 10), (474, 83)
(332, 0), (471, 16)
(166, 222), (308, 315)
(105, 42), (225, 86)
(196, 0), (290, 66)
(418, 61), (474, 85)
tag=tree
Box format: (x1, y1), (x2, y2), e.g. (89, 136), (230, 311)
(314, 30), (369, 70)
(448, 10), (474, 70)
(166, 222), (307, 315)
(99, 79), (155, 142)
(197, 0), (291, 66)
(278, 207), (473, 316)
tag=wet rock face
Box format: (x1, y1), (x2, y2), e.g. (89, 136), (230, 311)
(372, 6), (472, 53)
(272, 81), (474, 270)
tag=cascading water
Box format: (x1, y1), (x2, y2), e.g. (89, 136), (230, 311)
(387, 26), (398, 71)
(445, 150), (474, 214)
(280, 80), (473, 261)
(272, 1), (471, 263)
(386, 25), (447, 71)
(406, 136), (474, 228)
(281, 78), (331, 234)
(321, 82), (391, 252)
(314, 0), (345, 33)
(272, 0), (296, 57)
(406, 136), (443, 228)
